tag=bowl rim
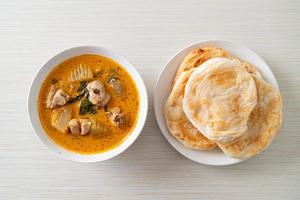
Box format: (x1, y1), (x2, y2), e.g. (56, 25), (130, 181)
(28, 45), (148, 163)
(154, 39), (279, 166)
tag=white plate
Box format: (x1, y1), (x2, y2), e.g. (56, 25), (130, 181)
(154, 40), (279, 166)
(28, 46), (148, 162)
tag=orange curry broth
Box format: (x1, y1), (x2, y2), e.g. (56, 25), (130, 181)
(38, 55), (139, 154)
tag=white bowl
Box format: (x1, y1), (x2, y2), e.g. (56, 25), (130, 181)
(28, 46), (148, 162)
(154, 40), (279, 166)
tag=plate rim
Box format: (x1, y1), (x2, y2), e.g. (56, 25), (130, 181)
(154, 39), (279, 166)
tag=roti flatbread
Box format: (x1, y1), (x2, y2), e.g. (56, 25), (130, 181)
(218, 75), (282, 159)
(183, 58), (257, 144)
(165, 69), (216, 150)
(173, 47), (229, 85)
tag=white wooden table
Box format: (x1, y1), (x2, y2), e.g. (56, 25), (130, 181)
(0, 0), (299, 199)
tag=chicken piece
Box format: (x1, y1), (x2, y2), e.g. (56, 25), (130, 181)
(108, 107), (125, 127)
(80, 119), (92, 135)
(51, 108), (72, 133)
(52, 89), (70, 107)
(100, 93), (110, 107)
(87, 80), (110, 107)
(68, 118), (81, 135)
(46, 84), (57, 108)
(68, 118), (92, 136)
(49, 89), (70, 109)
(108, 78), (123, 96)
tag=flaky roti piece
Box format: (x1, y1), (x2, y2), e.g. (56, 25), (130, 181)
(218, 75), (282, 159)
(165, 69), (216, 150)
(173, 47), (261, 83)
(183, 58), (257, 144)
(229, 56), (262, 78)
(173, 47), (229, 84)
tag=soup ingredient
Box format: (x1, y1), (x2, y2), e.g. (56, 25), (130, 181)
(77, 81), (88, 92)
(46, 84), (70, 109)
(90, 120), (108, 138)
(68, 118), (92, 135)
(69, 64), (93, 82)
(87, 80), (110, 106)
(79, 98), (97, 115)
(67, 82), (88, 104)
(67, 91), (86, 104)
(51, 78), (58, 84)
(108, 77), (123, 96)
(46, 84), (57, 108)
(51, 107), (72, 133)
(69, 118), (81, 135)
(93, 69), (102, 78)
(50, 89), (70, 108)
(81, 119), (92, 135)
(108, 107), (125, 127)
(107, 67), (118, 81)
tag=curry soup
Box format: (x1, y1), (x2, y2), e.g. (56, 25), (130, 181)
(38, 54), (139, 154)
